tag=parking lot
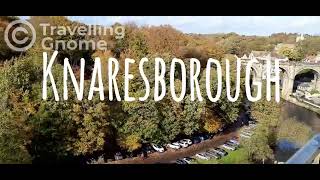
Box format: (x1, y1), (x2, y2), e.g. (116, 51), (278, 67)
(107, 112), (256, 164)
(108, 130), (239, 164)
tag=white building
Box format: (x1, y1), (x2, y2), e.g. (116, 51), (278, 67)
(296, 34), (305, 43)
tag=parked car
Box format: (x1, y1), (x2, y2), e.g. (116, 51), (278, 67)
(240, 133), (251, 139)
(244, 126), (253, 131)
(197, 135), (205, 142)
(241, 131), (253, 136)
(209, 133), (215, 139)
(221, 143), (237, 151)
(178, 140), (189, 148)
(197, 134), (211, 141)
(205, 151), (221, 159)
(225, 141), (238, 148)
(195, 153), (210, 160)
(180, 139), (192, 145)
(248, 124), (257, 129)
(151, 144), (165, 153)
(183, 157), (195, 164)
(227, 139), (240, 146)
(114, 152), (123, 160)
(142, 145), (155, 154)
(176, 159), (188, 164)
(212, 148), (228, 156)
(167, 142), (181, 150)
(192, 137), (201, 144)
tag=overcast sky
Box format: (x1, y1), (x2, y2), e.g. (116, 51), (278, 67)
(23, 16), (320, 36)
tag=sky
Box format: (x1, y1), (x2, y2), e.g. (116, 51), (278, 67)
(23, 16), (320, 36)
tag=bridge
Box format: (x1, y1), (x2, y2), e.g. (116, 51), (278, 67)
(239, 53), (320, 101)
(286, 134), (320, 164)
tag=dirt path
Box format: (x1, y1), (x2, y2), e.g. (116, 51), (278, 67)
(108, 131), (239, 164)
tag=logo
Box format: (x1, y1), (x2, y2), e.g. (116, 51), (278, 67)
(4, 20), (36, 52)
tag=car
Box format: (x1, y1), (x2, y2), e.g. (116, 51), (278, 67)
(241, 131), (253, 136)
(180, 139), (192, 145)
(195, 153), (210, 160)
(221, 144), (237, 151)
(225, 141), (238, 148)
(203, 134), (211, 140)
(196, 135), (205, 141)
(176, 159), (188, 164)
(192, 137), (201, 144)
(114, 152), (123, 160)
(151, 144), (165, 152)
(212, 148), (228, 156)
(182, 157), (195, 164)
(227, 139), (240, 146)
(240, 133), (251, 139)
(142, 145), (155, 154)
(178, 141), (189, 148)
(205, 151), (221, 159)
(243, 126), (253, 131)
(209, 133), (215, 139)
(167, 142), (181, 150)
(248, 124), (257, 128)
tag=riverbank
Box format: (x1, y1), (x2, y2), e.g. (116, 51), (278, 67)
(285, 97), (320, 115)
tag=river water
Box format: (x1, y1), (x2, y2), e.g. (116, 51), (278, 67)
(274, 101), (320, 162)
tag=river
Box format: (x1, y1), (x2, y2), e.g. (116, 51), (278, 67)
(274, 101), (320, 162)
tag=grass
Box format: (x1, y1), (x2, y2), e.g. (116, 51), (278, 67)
(192, 148), (251, 164)
(219, 148), (251, 164)
(192, 158), (219, 164)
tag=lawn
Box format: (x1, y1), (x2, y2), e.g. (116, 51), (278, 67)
(219, 148), (251, 164)
(192, 148), (251, 164)
(192, 158), (218, 164)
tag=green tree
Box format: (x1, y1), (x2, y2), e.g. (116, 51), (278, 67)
(244, 90), (281, 163)
(278, 46), (303, 61)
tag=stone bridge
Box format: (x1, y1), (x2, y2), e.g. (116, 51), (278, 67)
(239, 53), (320, 100)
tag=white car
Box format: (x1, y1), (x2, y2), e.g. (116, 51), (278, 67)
(228, 139), (240, 146)
(221, 144), (236, 151)
(167, 142), (181, 150)
(178, 141), (189, 148)
(180, 139), (192, 145)
(241, 131), (253, 136)
(151, 144), (165, 152)
(183, 157), (195, 164)
(195, 153), (210, 160)
(240, 133), (251, 139)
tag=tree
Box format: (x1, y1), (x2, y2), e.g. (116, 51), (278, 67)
(244, 87), (281, 163)
(296, 36), (320, 56)
(278, 46), (303, 61)
(0, 53), (45, 163)
(203, 110), (223, 133)
(277, 117), (312, 147)
(0, 16), (22, 60)
(71, 100), (110, 156)
(118, 134), (141, 152)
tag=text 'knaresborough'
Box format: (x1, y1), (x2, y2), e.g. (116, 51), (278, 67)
(42, 51), (281, 103)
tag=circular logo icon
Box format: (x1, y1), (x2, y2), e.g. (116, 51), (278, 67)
(4, 20), (36, 52)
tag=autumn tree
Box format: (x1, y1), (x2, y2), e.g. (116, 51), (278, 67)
(0, 16), (23, 60)
(278, 46), (303, 61)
